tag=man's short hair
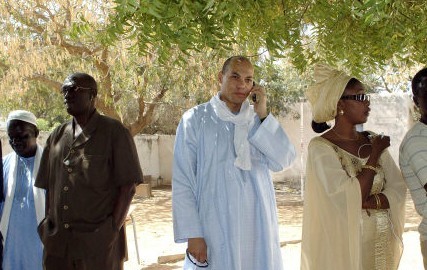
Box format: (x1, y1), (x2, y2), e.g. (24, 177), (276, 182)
(62, 73), (98, 96)
(221, 56), (252, 74)
(412, 67), (427, 96)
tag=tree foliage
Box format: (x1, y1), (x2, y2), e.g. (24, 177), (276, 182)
(256, 58), (309, 118)
(303, 0), (427, 75)
(109, 0), (303, 65)
(111, 0), (427, 75)
(0, 0), (424, 135)
(0, 0), (198, 135)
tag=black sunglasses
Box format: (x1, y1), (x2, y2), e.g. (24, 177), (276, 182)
(340, 94), (370, 102)
(61, 85), (93, 95)
(186, 249), (209, 268)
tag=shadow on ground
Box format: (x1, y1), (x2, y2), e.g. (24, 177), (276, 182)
(125, 185), (422, 270)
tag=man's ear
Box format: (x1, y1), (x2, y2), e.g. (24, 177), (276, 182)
(34, 127), (39, 138)
(218, 71), (223, 84)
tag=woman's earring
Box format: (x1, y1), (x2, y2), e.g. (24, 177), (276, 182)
(339, 110), (344, 116)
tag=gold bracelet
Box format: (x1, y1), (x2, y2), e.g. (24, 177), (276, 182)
(374, 194), (381, 210)
(362, 164), (379, 174)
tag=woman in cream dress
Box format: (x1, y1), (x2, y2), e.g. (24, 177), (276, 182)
(300, 65), (406, 270)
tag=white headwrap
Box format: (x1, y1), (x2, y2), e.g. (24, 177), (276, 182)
(305, 64), (356, 123)
(210, 93), (255, 170)
(6, 110), (37, 128)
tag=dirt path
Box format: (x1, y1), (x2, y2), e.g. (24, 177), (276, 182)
(123, 186), (422, 270)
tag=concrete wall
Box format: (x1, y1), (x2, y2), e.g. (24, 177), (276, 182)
(0, 93), (413, 187)
(158, 135), (174, 184)
(0, 129), (174, 187)
(134, 134), (160, 182)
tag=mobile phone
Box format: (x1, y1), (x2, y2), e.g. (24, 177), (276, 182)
(251, 81), (257, 102)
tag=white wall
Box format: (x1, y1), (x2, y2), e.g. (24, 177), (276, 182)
(0, 93), (413, 187)
(134, 134), (160, 181)
(158, 135), (174, 184)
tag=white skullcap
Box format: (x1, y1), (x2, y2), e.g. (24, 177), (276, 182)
(7, 110), (37, 127)
(305, 64), (356, 123)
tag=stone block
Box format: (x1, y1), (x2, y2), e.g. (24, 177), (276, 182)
(143, 175), (152, 184)
(135, 183), (152, 198)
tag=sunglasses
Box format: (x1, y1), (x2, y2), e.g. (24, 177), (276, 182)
(61, 85), (93, 96)
(340, 94), (370, 102)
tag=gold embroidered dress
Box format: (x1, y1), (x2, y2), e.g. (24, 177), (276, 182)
(301, 136), (406, 270)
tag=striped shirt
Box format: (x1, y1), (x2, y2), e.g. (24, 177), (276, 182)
(400, 121), (427, 240)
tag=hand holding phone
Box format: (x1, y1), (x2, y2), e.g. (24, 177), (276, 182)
(251, 81), (258, 103)
(251, 94), (257, 103)
(249, 81), (268, 120)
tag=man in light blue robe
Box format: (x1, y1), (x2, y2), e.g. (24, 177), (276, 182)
(173, 56), (296, 270)
(0, 110), (45, 270)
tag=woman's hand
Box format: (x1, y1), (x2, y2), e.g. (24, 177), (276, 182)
(359, 134), (390, 202)
(369, 134), (390, 161)
(362, 195), (375, 209)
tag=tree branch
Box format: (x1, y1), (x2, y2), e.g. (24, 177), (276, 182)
(26, 74), (62, 92)
(0, 61), (9, 71)
(7, 8), (45, 34)
(93, 48), (121, 120)
(380, 75), (391, 93)
(128, 85), (168, 136)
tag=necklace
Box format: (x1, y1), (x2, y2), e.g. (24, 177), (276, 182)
(357, 143), (371, 158)
(332, 128), (360, 141)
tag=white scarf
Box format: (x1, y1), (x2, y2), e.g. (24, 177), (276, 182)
(210, 93), (255, 170)
(0, 145), (45, 242)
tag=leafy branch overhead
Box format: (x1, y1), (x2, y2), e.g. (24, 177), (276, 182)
(110, 0), (427, 74)
(0, 0), (424, 135)
(108, 0), (303, 63)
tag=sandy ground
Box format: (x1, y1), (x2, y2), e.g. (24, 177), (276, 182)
(123, 186), (423, 270)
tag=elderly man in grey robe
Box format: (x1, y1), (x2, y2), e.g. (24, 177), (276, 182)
(0, 110), (45, 269)
(172, 56), (296, 270)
